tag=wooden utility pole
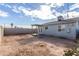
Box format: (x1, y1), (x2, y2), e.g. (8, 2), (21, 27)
(67, 3), (69, 19)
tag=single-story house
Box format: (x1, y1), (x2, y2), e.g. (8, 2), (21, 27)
(32, 16), (79, 40)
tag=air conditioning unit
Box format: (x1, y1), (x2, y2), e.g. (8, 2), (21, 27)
(57, 16), (64, 21)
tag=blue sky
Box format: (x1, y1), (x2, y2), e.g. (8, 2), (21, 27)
(0, 3), (79, 26)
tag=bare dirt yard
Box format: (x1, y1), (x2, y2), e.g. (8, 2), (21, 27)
(0, 34), (76, 56)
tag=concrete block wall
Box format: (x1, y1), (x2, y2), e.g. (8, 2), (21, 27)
(4, 28), (36, 35)
(0, 26), (4, 45)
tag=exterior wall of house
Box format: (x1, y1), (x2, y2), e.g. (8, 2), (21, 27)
(76, 21), (79, 31)
(75, 20), (79, 38)
(38, 23), (76, 40)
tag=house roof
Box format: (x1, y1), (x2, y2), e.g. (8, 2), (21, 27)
(32, 24), (43, 26)
(32, 17), (79, 26)
(42, 17), (79, 25)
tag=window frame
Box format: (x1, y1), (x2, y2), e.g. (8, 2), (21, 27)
(58, 24), (65, 32)
(45, 26), (48, 30)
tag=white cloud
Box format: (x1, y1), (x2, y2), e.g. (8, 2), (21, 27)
(48, 3), (64, 7)
(52, 10), (63, 16)
(68, 11), (79, 18)
(0, 4), (5, 6)
(12, 6), (20, 13)
(0, 10), (8, 17)
(31, 5), (56, 19)
(18, 5), (58, 20)
(18, 6), (32, 15)
(0, 4), (20, 13)
(18, 3), (64, 20)
(0, 3), (66, 20)
(0, 4), (12, 8)
(45, 3), (64, 8)
(1, 3), (78, 20)
(69, 3), (79, 11)
(60, 11), (79, 19)
(6, 4), (12, 8)
(0, 3), (65, 20)
(55, 3), (64, 6)
(0, 3), (64, 20)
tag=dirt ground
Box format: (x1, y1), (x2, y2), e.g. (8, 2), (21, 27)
(0, 34), (76, 56)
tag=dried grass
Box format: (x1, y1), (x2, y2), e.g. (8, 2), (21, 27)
(0, 34), (75, 56)
(5, 42), (50, 56)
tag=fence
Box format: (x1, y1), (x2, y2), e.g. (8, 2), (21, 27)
(4, 28), (36, 35)
(0, 26), (4, 45)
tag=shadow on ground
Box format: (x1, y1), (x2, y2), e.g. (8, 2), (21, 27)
(16, 34), (76, 48)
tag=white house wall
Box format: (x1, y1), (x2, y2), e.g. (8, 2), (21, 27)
(38, 23), (76, 40)
(76, 21), (79, 31)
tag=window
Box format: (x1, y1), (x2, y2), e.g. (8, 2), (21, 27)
(67, 24), (71, 33)
(58, 25), (61, 31)
(58, 24), (65, 31)
(38, 27), (41, 32)
(67, 28), (71, 33)
(71, 23), (74, 26)
(45, 26), (48, 30)
(78, 21), (79, 25)
(41, 28), (42, 32)
(39, 27), (42, 32)
(39, 29), (40, 32)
